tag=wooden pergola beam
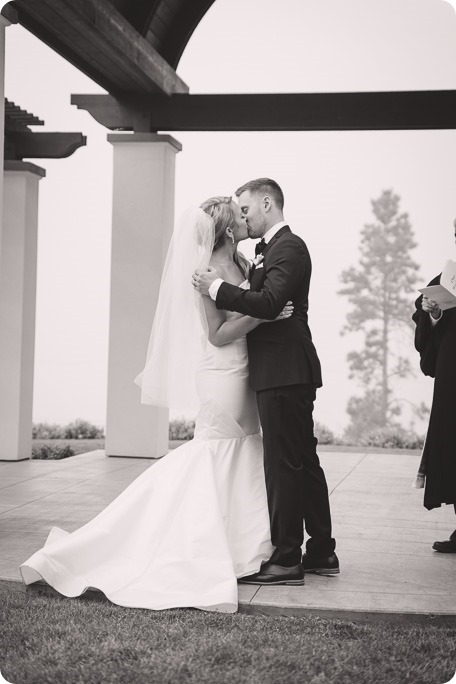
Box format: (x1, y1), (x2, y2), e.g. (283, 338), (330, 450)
(72, 91), (456, 132)
(9, 0), (188, 96)
(5, 132), (87, 160)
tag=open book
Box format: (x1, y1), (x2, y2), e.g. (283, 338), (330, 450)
(419, 259), (456, 310)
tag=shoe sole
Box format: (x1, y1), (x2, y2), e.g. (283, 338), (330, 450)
(238, 579), (305, 586)
(432, 547), (456, 553)
(303, 568), (340, 576)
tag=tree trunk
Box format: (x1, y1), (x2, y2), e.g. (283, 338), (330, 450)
(381, 274), (389, 427)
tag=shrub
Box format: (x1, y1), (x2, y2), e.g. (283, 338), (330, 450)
(32, 443), (75, 460)
(360, 427), (424, 450)
(314, 421), (335, 445)
(168, 418), (339, 444)
(32, 422), (66, 439)
(169, 417), (195, 440)
(64, 419), (104, 440)
(33, 420), (104, 440)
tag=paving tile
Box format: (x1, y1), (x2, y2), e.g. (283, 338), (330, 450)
(332, 522), (453, 545)
(333, 551), (455, 596)
(337, 536), (440, 557)
(2, 449), (455, 619)
(0, 476), (43, 489)
(251, 585), (456, 616)
(0, 464), (56, 477)
(237, 584), (259, 603)
(0, 503), (16, 513)
(0, 478), (99, 505)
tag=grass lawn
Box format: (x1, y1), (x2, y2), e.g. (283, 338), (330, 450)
(1, 582), (454, 684)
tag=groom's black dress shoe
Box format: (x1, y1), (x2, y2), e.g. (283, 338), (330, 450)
(432, 537), (456, 553)
(238, 562), (305, 586)
(302, 553), (340, 575)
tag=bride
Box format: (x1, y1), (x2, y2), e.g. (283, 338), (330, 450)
(20, 196), (293, 613)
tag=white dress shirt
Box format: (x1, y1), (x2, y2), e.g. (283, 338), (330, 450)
(208, 221), (288, 301)
(430, 309), (443, 326)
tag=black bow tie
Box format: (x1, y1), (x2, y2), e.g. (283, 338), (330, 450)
(255, 238), (266, 256)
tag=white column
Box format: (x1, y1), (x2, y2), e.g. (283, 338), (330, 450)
(106, 133), (182, 458)
(0, 162), (45, 461)
(0, 14), (12, 266)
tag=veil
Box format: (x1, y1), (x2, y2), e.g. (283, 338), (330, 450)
(134, 207), (215, 412)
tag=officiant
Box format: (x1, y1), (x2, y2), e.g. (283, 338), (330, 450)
(412, 221), (456, 553)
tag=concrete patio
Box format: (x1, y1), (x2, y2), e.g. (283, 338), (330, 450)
(1, 448), (455, 623)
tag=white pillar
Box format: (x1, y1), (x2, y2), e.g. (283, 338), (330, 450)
(106, 133), (182, 458)
(0, 14), (13, 266)
(0, 162), (45, 461)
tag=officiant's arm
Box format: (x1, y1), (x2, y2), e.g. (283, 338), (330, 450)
(412, 275), (443, 351)
(216, 240), (306, 320)
(202, 296), (293, 347)
(412, 276), (447, 377)
(422, 295), (442, 325)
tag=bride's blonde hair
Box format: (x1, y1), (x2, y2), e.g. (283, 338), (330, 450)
(199, 196), (236, 249)
(199, 196), (250, 278)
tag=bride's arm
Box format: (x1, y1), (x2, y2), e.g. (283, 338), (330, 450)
(202, 295), (292, 348)
(202, 296), (261, 347)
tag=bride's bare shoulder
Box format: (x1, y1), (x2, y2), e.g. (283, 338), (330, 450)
(209, 260), (247, 287)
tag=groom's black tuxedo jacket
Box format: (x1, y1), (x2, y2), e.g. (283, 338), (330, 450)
(216, 226), (322, 392)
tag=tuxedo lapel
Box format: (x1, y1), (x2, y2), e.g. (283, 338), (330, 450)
(261, 225), (291, 258)
(249, 226), (291, 291)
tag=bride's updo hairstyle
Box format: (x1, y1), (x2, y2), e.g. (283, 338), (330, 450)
(199, 195), (250, 278)
(199, 196), (236, 251)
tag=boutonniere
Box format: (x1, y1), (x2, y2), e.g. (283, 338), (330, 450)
(252, 254), (264, 268)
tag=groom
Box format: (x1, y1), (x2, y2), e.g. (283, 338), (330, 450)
(193, 178), (338, 585)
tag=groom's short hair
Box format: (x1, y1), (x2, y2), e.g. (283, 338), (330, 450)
(235, 178), (284, 211)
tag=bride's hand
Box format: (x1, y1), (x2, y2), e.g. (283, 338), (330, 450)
(263, 301), (294, 323)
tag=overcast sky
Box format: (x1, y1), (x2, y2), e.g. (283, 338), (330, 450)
(4, 0), (456, 435)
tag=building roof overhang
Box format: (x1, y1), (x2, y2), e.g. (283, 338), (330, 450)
(4, 98), (87, 160)
(4, 1), (456, 132)
(4, 0), (194, 96)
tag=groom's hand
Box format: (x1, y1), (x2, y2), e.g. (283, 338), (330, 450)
(192, 266), (220, 296)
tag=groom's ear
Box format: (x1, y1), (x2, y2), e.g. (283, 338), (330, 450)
(263, 195), (272, 212)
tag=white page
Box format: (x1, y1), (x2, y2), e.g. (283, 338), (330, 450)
(418, 284), (456, 310)
(441, 259), (456, 297)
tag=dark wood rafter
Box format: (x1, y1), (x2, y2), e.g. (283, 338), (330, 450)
(5, 99), (43, 131)
(4, 1), (456, 132)
(72, 91), (456, 132)
(5, 132), (87, 160)
(5, 0), (189, 96)
(4, 99), (86, 160)
(107, 0), (162, 36)
(143, 0), (217, 69)
(1, 2), (18, 23)
(71, 94), (149, 131)
(101, 0), (217, 67)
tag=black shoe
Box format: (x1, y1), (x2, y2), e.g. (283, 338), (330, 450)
(238, 562), (305, 586)
(432, 538), (456, 553)
(302, 552), (340, 575)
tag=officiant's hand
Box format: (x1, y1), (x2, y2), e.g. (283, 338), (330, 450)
(192, 267), (220, 296)
(422, 296), (441, 319)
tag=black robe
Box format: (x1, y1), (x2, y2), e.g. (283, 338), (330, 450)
(412, 275), (456, 510)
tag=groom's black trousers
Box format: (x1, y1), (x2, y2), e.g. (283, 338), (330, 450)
(256, 383), (335, 567)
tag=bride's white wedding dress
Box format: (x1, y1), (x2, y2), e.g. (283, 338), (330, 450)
(20, 284), (273, 613)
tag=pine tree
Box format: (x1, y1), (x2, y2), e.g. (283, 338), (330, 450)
(339, 189), (420, 440)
